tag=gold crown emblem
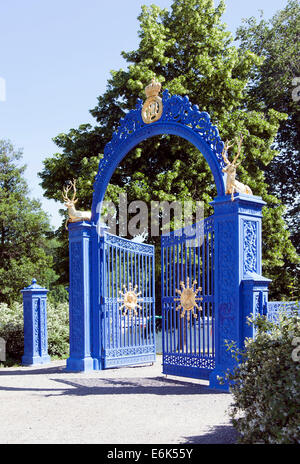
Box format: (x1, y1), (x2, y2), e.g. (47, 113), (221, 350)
(145, 79), (161, 98)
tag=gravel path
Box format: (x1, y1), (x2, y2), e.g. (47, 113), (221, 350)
(0, 356), (238, 444)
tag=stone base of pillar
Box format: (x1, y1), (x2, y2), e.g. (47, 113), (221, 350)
(209, 366), (233, 392)
(66, 356), (94, 372)
(21, 354), (51, 366)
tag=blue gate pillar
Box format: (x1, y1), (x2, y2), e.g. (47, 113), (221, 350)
(209, 193), (270, 390)
(66, 221), (95, 372)
(21, 279), (51, 366)
(241, 274), (271, 339)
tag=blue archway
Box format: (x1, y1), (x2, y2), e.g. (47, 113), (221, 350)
(91, 89), (226, 224)
(66, 86), (270, 392)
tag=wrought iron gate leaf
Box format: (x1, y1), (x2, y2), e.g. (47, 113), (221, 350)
(161, 217), (215, 380)
(101, 233), (156, 368)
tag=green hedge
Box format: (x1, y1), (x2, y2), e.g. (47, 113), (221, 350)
(0, 301), (69, 363)
(223, 314), (300, 444)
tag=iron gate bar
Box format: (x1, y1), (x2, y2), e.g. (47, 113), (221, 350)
(161, 216), (215, 380)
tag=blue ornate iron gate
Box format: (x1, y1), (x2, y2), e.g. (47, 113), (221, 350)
(161, 217), (215, 380)
(100, 232), (156, 368)
(67, 85), (270, 391)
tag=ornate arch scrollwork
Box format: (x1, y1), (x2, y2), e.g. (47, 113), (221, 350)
(92, 84), (226, 223)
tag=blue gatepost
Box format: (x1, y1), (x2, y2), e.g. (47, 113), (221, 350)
(21, 279), (51, 366)
(209, 193), (271, 390)
(66, 221), (96, 372)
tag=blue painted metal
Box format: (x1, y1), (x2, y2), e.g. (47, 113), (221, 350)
(21, 279), (51, 366)
(66, 221), (95, 372)
(100, 232), (156, 368)
(265, 301), (300, 324)
(161, 193), (271, 389)
(241, 273), (272, 339)
(91, 90), (226, 225)
(66, 221), (155, 372)
(161, 217), (215, 380)
(209, 194), (270, 390)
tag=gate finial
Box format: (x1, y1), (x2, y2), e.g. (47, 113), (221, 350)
(142, 78), (163, 124)
(145, 78), (161, 98)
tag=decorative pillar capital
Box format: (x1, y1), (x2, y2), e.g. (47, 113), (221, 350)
(68, 219), (94, 236)
(211, 193), (266, 216)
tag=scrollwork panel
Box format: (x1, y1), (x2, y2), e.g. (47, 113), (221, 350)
(243, 219), (258, 275)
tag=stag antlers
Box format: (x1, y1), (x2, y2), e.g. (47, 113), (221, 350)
(221, 135), (253, 200)
(62, 179), (91, 228)
(62, 179), (78, 205)
(222, 135), (244, 167)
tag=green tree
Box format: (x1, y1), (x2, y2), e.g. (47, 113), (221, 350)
(39, 0), (299, 299)
(0, 139), (58, 304)
(236, 0), (300, 252)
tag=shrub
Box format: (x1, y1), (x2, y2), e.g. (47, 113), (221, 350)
(47, 302), (69, 358)
(48, 285), (69, 305)
(0, 302), (24, 361)
(223, 314), (300, 444)
(0, 301), (69, 363)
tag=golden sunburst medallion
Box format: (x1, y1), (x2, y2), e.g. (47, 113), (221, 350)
(118, 283), (143, 317)
(141, 78), (163, 124)
(174, 277), (203, 321)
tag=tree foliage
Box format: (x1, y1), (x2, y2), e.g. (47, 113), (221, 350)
(236, 0), (300, 254)
(0, 140), (58, 303)
(39, 0), (299, 299)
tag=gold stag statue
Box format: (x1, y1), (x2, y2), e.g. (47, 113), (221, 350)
(62, 179), (91, 228)
(222, 135), (253, 201)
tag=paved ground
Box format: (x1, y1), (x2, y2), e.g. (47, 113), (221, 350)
(0, 356), (238, 444)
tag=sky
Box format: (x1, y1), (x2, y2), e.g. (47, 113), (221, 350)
(0, 0), (288, 229)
